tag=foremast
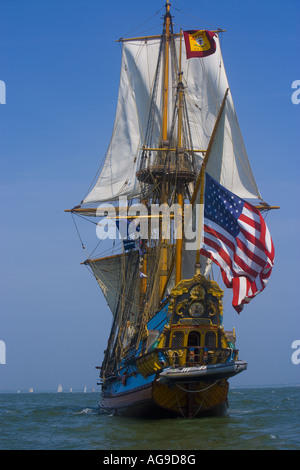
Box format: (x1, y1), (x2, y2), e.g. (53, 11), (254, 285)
(136, 0), (197, 300)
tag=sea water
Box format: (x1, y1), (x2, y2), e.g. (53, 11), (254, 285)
(0, 386), (299, 450)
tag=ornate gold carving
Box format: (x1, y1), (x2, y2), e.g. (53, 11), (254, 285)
(176, 299), (189, 316)
(168, 273), (224, 321)
(190, 285), (205, 300)
(207, 299), (217, 317)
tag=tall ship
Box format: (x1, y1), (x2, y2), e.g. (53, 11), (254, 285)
(67, 1), (276, 418)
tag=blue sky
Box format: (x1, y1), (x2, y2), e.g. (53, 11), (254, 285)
(0, 0), (299, 392)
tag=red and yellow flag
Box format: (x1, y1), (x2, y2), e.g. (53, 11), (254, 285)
(183, 30), (216, 59)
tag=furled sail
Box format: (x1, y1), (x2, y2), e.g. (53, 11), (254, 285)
(82, 34), (261, 205)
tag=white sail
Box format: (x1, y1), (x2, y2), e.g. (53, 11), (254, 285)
(84, 251), (140, 318)
(180, 38), (260, 201)
(205, 95), (261, 201)
(82, 34), (261, 205)
(83, 39), (161, 204)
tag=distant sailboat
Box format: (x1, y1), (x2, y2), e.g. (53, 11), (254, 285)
(70, 387), (73, 393)
(57, 384), (63, 393)
(84, 386), (87, 393)
(29, 388), (33, 393)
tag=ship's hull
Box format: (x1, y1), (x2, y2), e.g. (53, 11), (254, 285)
(99, 376), (230, 418)
(98, 275), (247, 418)
(99, 382), (164, 418)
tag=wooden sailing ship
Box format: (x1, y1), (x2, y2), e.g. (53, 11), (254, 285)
(66, 1), (276, 418)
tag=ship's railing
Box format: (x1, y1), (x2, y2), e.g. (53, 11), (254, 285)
(157, 346), (239, 368)
(135, 346), (239, 378)
(137, 149), (196, 184)
(108, 346), (239, 380)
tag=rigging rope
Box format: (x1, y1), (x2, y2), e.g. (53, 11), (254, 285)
(173, 7), (221, 31)
(71, 213), (85, 250)
(120, 8), (163, 39)
(176, 379), (219, 393)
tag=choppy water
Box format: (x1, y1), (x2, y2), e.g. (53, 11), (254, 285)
(0, 386), (299, 450)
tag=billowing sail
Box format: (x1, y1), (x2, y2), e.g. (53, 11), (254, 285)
(205, 95), (261, 201)
(84, 251), (140, 319)
(82, 34), (261, 205)
(83, 39), (161, 204)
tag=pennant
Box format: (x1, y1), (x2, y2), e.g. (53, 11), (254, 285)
(183, 30), (216, 59)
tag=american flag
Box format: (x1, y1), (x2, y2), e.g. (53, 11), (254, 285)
(200, 174), (275, 313)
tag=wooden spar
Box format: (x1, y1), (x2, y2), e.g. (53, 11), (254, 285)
(162, 0), (170, 144)
(116, 30), (227, 43)
(175, 192), (183, 284)
(159, 0), (171, 299)
(256, 204), (280, 211)
(160, 254), (175, 300)
(177, 28), (183, 148)
(116, 34), (162, 42)
(82, 251), (131, 264)
(140, 148), (206, 152)
(65, 203), (280, 217)
(190, 87), (229, 207)
(140, 252), (147, 296)
(192, 88), (229, 265)
(175, 29), (184, 286)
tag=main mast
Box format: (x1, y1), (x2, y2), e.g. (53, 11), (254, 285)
(136, 1), (197, 299)
(160, 0), (171, 298)
(162, 0), (171, 149)
(175, 28), (184, 285)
